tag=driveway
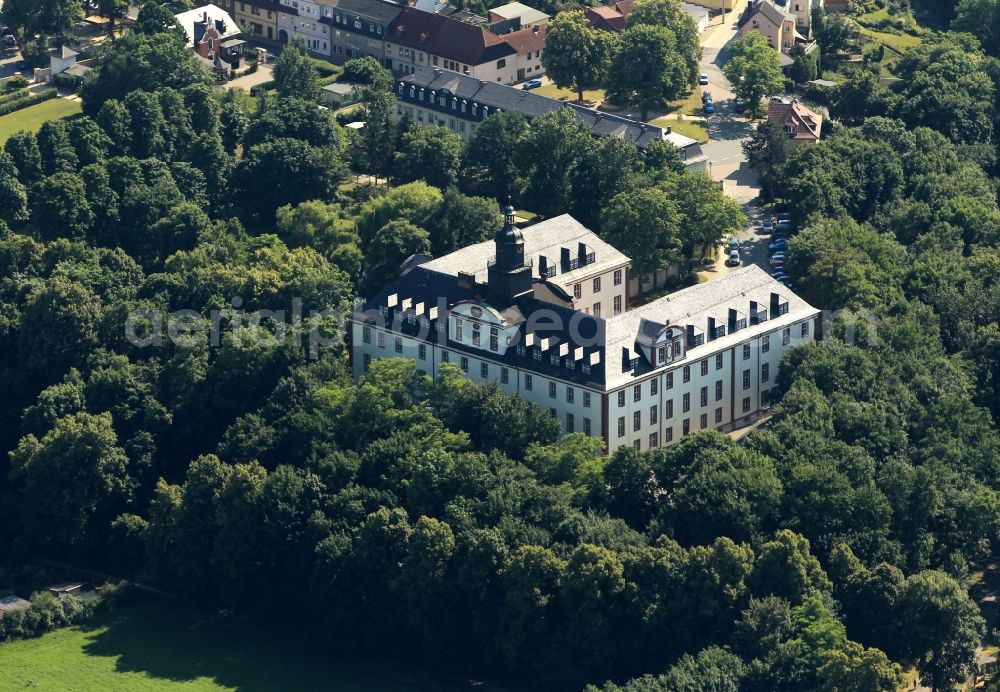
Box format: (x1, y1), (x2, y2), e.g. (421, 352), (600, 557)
(226, 63), (274, 91)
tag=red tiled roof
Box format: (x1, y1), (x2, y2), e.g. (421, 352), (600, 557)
(767, 97), (822, 140)
(583, 5), (626, 31)
(387, 6), (515, 65)
(501, 24), (546, 54)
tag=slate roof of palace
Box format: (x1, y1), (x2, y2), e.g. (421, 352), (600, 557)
(400, 67), (675, 148)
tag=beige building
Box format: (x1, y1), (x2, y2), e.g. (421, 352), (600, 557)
(386, 6), (520, 83)
(686, 0), (736, 11)
(351, 209), (820, 452)
(787, 0), (822, 38)
(739, 0), (797, 53)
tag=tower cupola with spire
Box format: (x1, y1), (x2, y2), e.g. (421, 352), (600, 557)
(487, 203), (533, 303)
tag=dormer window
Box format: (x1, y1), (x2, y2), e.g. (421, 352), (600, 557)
(689, 333), (704, 347)
(777, 301), (789, 315)
(712, 325), (725, 339)
(751, 309), (768, 324)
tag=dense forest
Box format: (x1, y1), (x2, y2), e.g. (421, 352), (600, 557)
(1, 5), (1000, 691)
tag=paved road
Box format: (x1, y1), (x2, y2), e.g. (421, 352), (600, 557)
(695, 0), (772, 281)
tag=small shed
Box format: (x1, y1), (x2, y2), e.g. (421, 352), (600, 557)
(48, 582), (97, 600)
(321, 82), (360, 108)
(49, 45), (79, 77)
(0, 594), (32, 619)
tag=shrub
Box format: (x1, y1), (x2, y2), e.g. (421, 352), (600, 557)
(4, 75), (30, 91)
(0, 591), (97, 643)
(0, 89), (58, 117)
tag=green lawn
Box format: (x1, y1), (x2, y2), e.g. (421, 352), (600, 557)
(665, 88), (705, 117)
(649, 116), (708, 143)
(0, 97), (82, 144)
(0, 596), (484, 691)
(857, 26), (922, 52)
(534, 83), (606, 105)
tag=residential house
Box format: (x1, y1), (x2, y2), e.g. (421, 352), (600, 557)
(739, 0), (797, 54)
(767, 96), (822, 144)
(351, 208), (820, 452)
(277, 0), (330, 55)
(786, 0), (822, 39)
(497, 24), (546, 82)
(220, 0), (282, 43)
(323, 0), (401, 64)
(386, 6), (519, 83)
(394, 67), (709, 169)
(176, 5), (245, 66)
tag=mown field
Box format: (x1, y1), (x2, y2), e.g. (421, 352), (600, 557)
(0, 96), (82, 144)
(0, 594), (485, 691)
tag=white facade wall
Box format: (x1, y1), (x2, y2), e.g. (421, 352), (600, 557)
(352, 313), (818, 451)
(561, 265), (628, 319)
(386, 41), (519, 84)
(607, 316), (817, 452)
(278, 0), (331, 55)
(352, 321), (604, 439)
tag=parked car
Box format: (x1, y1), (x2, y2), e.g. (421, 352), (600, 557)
(776, 212), (791, 222)
(734, 97), (747, 113)
(699, 73), (709, 85)
(522, 78), (542, 90)
(3, 34), (15, 47)
(768, 239), (787, 252)
(761, 219), (774, 234)
(772, 272), (789, 281)
(726, 249), (741, 266)
(704, 101), (714, 114)
(770, 251), (786, 261)
(776, 219), (792, 232)
(702, 90), (712, 102)
(729, 237), (740, 250)
(1, 26), (12, 36)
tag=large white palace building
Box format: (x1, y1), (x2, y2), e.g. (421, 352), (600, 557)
(350, 207), (820, 452)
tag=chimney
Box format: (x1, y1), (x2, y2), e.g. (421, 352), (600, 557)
(730, 308), (739, 332)
(434, 68), (442, 77)
(707, 316), (716, 340)
(539, 255), (549, 277)
(560, 246), (571, 270)
(216, 18), (226, 33)
(622, 347), (632, 372)
(578, 242), (588, 265)
(770, 291), (780, 315)
(686, 324), (694, 344)
(457, 271), (475, 289)
(666, 126), (672, 134)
